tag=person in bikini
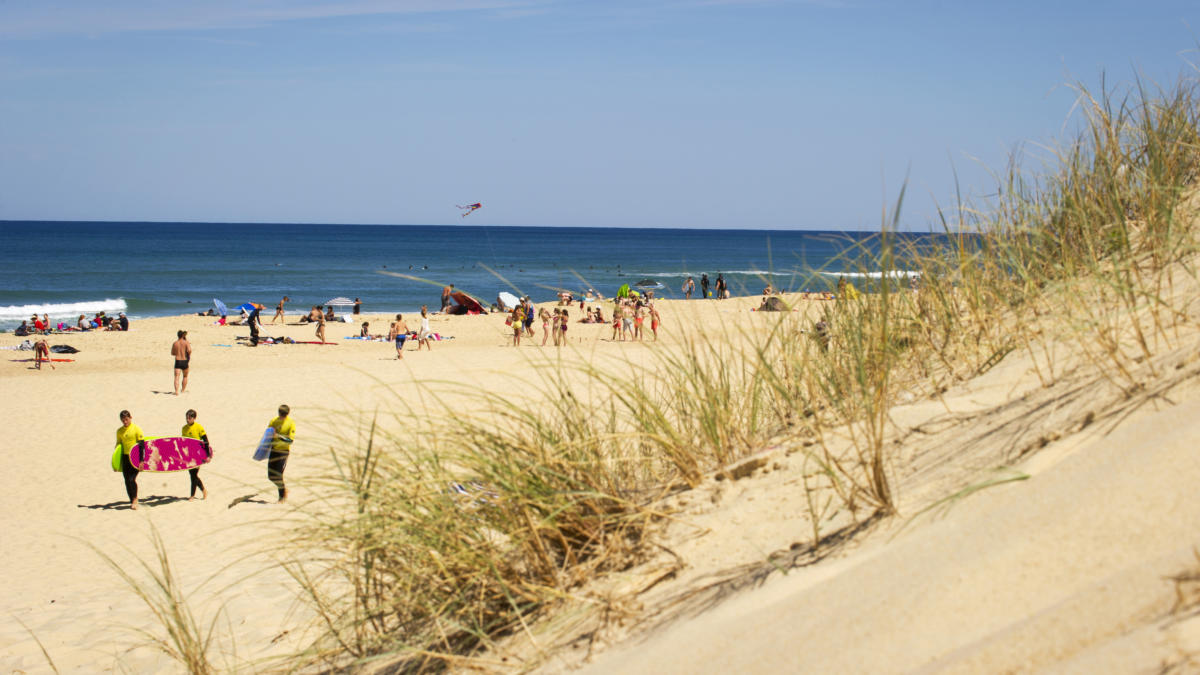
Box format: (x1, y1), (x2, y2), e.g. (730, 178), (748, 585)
(34, 338), (54, 370)
(387, 314), (410, 359)
(171, 330), (192, 395)
(315, 311), (326, 344)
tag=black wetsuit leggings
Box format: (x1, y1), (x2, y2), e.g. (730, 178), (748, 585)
(188, 468), (205, 497)
(267, 448), (289, 499)
(120, 452), (139, 502)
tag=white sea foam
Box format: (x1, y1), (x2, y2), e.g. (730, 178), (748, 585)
(817, 270), (921, 280)
(0, 298), (128, 322)
(644, 270), (797, 279)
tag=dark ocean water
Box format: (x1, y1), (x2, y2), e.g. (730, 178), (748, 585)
(0, 221), (933, 330)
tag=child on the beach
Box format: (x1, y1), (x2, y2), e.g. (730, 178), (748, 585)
(511, 305), (524, 347)
(540, 308), (551, 346)
(388, 314), (410, 359)
(181, 409), (210, 501)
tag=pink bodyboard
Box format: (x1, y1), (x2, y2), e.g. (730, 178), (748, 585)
(129, 437), (212, 472)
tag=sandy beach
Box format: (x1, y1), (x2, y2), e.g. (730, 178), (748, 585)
(4, 274), (1200, 673)
(0, 296), (788, 671)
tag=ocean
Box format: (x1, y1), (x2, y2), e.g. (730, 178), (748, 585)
(0, 221), (933, 331)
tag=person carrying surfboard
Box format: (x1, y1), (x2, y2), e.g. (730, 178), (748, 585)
(182, 409), (210, 501)
(267, 404), (296, 503)
(116, 410), (145, 510)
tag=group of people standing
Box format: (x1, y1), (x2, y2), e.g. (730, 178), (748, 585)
(114, 405), (295, 510)
(682, 273), (729, 300)
(611, 297), (661, 342)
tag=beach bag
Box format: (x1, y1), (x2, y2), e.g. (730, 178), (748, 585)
(505, 316), (513, 326)
(111, 444), (122, 472)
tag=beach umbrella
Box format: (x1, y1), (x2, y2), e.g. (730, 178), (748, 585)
(212, 298), (229, 317)
(497, 291), (519, 310)
(325, 297), (355, 306)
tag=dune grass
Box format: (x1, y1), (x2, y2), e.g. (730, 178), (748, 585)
(274, 72), (1200, 670)
(100, 71), (1200, 672)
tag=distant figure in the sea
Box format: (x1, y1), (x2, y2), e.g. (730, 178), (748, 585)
(683, 276), (695, 299)
(417, 306), (433, 350)
(388, 314), (410, 359)
(267, 404), (296, 504)
(181, 409), (210, 501)
(272, 296), (289, 324)
(353, 297), (361, 315)
(116, 410), (145, 509)
(700, 273), (710, 299)
(34, 338), (53, 370)
(171, 330), (192, 395)
(441, 284), (454, 312)
(315, 311), (326, 344)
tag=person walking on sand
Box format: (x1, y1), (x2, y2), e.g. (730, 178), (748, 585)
(272, 296), (289, 324)
(171, 330), (192, 395)
(181, 409), (210, 501)
(267, 404), (296, 503)
(315, 310), (326, 344)
(116, 410), (145, 510)
(417, 305), (433, 350)
(34, 337), (54, 370)
(683, 276), (695, 299)
(387, 313), (410, 359)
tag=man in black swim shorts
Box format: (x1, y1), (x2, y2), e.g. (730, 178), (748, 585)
(171, 329), (192, 395)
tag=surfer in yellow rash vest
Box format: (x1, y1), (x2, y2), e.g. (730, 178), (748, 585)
(267, 404), (296, 503)
(181, 409), (210, 501)
(116, 410), (145, 510)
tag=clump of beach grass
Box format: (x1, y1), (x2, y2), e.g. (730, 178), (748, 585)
(91, 525), (224, 674)
(273, 69), (1200, 671)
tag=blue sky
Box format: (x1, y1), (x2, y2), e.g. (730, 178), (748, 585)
(0, 1), (1196, 229)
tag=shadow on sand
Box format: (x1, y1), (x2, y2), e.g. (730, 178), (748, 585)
(77, 495), (188, 510)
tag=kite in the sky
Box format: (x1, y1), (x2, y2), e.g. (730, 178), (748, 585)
(457, 203), (482, 217)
